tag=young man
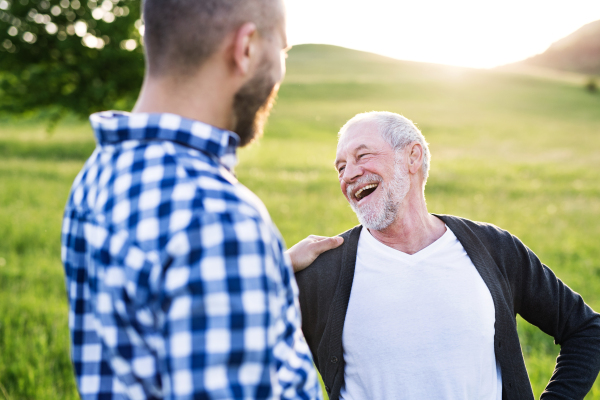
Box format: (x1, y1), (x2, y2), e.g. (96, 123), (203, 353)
(295, 111), (600, 400)
(61, 1), (339, 398)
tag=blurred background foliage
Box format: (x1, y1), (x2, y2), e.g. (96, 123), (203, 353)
(0, 0), (144, 127)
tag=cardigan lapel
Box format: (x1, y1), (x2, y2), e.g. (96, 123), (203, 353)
(436, 214), (532, 399)
(436, 214), (514, 310)
(320, 225), (362, 388)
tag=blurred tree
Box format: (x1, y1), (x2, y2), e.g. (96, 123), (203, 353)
(0, 0), (144, 126)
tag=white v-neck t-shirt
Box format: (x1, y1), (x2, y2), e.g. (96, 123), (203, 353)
(339, 226), (502, 400)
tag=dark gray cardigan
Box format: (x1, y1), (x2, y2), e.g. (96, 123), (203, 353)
(295, 215), (600, 400)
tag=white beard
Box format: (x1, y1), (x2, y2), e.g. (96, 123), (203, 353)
(347, 161), (410, 231)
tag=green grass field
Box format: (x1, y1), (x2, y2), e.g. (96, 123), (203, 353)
(1, 44), (599, 399)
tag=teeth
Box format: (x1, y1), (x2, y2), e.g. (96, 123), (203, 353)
(355, 183), (378, 200)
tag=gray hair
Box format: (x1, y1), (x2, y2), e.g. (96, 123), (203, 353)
(338, 111), (431, 181)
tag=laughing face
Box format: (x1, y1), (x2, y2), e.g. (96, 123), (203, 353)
(335, 121), (410, 231)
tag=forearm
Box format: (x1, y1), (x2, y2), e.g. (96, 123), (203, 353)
(160, 213), (322, 398)
(541, 321), (600, 399)
(506, 235), (600, 398)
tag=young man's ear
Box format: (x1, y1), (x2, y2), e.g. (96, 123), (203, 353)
(232, 22), (258, 76)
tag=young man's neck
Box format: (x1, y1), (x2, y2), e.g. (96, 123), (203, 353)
(368, 192), (446, 255)
(132, 69), (236, 131)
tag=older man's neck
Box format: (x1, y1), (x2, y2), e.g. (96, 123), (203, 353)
(369, 196), (446, 255)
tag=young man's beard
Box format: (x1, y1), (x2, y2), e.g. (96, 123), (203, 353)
(232, 59), (279, 147)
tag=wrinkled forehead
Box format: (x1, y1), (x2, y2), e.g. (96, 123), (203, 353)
(337, 120), (382, 153)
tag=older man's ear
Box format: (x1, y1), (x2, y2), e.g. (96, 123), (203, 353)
(407, 142), (424, 175)
(286, 235), (344, 273)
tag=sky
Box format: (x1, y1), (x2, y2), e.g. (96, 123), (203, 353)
(285, 0), (600, 69)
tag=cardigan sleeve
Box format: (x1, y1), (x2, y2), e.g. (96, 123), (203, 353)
(504, 232), (600, 399)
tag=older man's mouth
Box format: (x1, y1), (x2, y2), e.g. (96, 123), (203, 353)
(354, 183), (379, 201)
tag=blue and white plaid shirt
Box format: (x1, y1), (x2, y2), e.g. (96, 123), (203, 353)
(61, 112), (322, 400)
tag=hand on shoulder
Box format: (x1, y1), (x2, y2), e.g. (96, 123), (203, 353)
(286, 235), (344, 273)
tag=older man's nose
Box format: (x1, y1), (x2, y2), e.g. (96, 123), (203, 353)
(342, 163), (362, 183)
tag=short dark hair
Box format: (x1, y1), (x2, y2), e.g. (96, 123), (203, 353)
(143, 0), (281, 76)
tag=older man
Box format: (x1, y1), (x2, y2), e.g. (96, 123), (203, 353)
(61, 0), (341, 398)
(295, 112), (600, 400)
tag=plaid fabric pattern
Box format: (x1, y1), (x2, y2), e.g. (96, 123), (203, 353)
(61, 112), (321, 400)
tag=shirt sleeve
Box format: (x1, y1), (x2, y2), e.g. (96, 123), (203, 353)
(159, 211), (322, 399)
(507, 233), (600, 399)
(270, 232), (322, 400)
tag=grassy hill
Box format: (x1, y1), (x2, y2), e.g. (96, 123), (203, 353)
(516, 19), (600, 76)
(1, 44), (600, 398)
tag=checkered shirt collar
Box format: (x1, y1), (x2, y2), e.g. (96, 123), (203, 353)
(90, 111), (241, 170)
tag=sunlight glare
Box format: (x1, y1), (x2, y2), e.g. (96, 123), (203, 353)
(285, 0), (600, 68)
